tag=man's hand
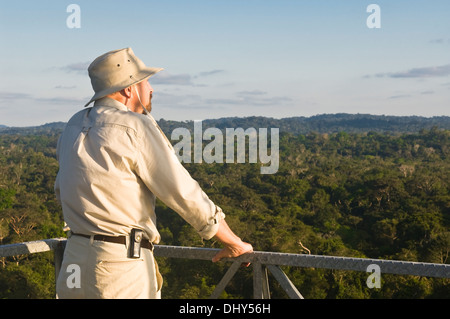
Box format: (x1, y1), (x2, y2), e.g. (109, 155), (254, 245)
(212, 241), (253, 263)
(211, 219), (253, 264)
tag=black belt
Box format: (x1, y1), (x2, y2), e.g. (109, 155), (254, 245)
(72, 233), (153, 251)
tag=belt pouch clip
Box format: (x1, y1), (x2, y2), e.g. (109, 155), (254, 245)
(129, 228), (143, 258)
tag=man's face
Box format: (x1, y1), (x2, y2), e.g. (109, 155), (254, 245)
(135, 79), (154, 113)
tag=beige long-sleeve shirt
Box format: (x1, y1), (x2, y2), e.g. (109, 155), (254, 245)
(55, 97), (224, 243)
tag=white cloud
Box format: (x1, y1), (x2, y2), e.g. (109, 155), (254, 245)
(151, 72), (194, 85)
(55, 85), (77, 89)
(368, 64), (450, 79)
(429, 38), (450, 44)
(60, 62), (90, 74)
(237, 90), (267, 96)
(0, 92), (32, 100)
(388, 94), (412, 100)
(151, 69), (225, 86)
(0, 91), (85, 106)
(155, 88), (292, 110)
(195, 70), (225, 78)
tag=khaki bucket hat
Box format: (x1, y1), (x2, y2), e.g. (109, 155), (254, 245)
(84, 47), (163, 107)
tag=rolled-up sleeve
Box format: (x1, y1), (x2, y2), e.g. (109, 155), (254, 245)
(135, 116), (225, 240)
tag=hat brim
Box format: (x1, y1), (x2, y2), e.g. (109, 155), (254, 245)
(84, 67), (164, 107)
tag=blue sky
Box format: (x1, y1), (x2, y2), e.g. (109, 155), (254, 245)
(0, 0), (449, 126)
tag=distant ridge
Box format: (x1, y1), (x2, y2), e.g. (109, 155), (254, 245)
(158, 114), (450, 135)
(0, 122), (66, 135)
(1, 114), (449, 135)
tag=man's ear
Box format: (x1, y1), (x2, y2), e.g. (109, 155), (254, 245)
(121, 86), (133, 99)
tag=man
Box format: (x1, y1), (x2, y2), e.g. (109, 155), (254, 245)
(55, 48), (253, 299)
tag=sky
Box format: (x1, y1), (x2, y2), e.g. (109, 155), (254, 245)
(0, 0), (449, 127)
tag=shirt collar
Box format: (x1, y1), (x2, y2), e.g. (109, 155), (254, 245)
(93, 97), (129, 112)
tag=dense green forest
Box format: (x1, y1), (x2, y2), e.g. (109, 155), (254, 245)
(0, 115), (449, 298)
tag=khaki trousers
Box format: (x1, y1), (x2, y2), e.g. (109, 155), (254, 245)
(56, 234), (162, 299)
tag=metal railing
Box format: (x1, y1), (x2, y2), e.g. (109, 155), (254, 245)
(1, 238), (449, 299)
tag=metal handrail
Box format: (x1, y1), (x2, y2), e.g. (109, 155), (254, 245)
(1, 238), (449, 299)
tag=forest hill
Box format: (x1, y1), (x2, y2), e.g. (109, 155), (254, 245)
(170, 120), (279, 174)
(0, 125), (448, 298)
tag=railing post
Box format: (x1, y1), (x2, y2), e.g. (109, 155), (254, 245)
(253, 262), (270, 299)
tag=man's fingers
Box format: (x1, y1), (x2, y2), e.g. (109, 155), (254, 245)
(212, 250), (224, 263)
(212, 245), (253, 263)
